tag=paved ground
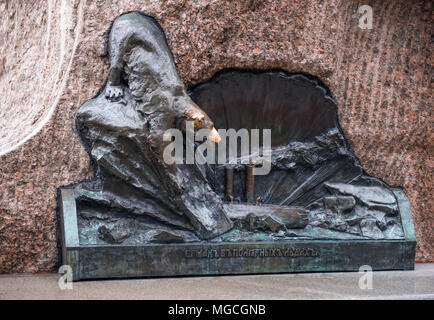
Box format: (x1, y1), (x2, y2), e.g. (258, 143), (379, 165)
(0, 264), (433, 300)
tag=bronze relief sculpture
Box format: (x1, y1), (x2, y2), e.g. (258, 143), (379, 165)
(59, 12), (416, 280)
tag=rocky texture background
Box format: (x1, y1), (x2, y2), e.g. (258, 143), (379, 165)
(0, 0), (432, 272)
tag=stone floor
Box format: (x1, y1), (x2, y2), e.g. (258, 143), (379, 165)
(0, 264), (433, 300)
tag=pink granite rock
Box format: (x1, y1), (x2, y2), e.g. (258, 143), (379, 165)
(0, 0), (432, 272)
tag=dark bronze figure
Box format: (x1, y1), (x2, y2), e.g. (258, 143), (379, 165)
(75, 12), (232, 240)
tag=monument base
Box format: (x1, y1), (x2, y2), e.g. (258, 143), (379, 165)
(59, 189), (416, 281)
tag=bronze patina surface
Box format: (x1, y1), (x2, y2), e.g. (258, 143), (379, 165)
(60, 188), (415, 280)
(59, 12), (416, 280)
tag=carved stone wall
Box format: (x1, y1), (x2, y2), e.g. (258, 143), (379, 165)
(0, 0), (432, 272)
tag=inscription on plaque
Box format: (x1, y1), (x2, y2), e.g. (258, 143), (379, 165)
(184, 247), (319, 259)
